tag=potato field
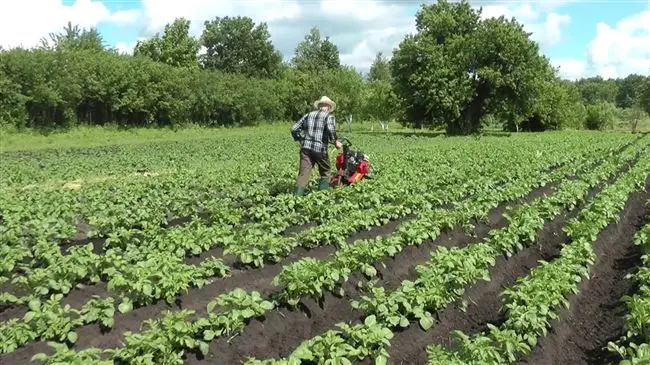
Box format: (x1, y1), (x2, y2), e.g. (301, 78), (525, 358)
(1, 128), (649, 365)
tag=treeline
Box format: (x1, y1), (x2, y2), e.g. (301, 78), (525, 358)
(0, 0), (649, 134)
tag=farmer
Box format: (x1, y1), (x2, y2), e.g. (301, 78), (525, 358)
(291, 96), (343, 196)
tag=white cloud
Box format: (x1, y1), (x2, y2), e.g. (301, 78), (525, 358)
(0, 0), (114, 49)
(585, 9), (650, 79)
(138, 0), (302, 37)
(477, 2), (571, 48)
(552, 58), (586, 80)
(115, 40), (139, 55)
(10, 0), (646, 81)
(320, 0), (403, 22)
(109, 9), (142, 26)
(128, 0), (573, 75)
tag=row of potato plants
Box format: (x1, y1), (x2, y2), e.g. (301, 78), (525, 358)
(29, 288), (275, 364)
(23, 137), (640, 364)
(425, 150), (650, 364)
(0, 256), (231, 354)
(241, 136), (649, 364)
(15, 135), (636, 362)
(0, 137), (577, 352)
(0, 137), (528, 305)
(608, 201), (650, 364)
(270, 138), (642, 307)
(0, 134), (503, 280)
(0, 144), (577, 354)
(1, 133), (610, 307)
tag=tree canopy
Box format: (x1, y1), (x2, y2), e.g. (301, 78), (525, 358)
(200, 16), (283, 79)
(134, 18), (200, 69)
(292, 27), (341, 73)
(390, 0), (561, 134)
(0, 1), (648, 133)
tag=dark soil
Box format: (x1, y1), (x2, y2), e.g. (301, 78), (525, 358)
(1, 144), (640, 364)
(0, 162), (561, 365)
(382, 155), (646, 365)
(386, 210), (572, 365)
(516, 174), (650, 365)
(181, 181), (559, 365)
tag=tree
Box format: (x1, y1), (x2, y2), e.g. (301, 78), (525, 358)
(200, 16), (282, 78)
(390, 0), (556, 135)
(391, 0), (479, 131)
(507, 79), (586, 132)
(39, 21), (105, 52)
(134, 18), (200, 69)
(365, 80), (397, 131)
(574, 76), (619, 104)
(615, 74), (647, 108)
(642, 78), (650, 115)
(292, 27), (340, 73)
(368, 52), (390, 82)
(585, 101), (616, 130)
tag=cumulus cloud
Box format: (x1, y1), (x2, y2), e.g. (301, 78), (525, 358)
(125, 0), (572, 75)
(476, 2), (571, 49)
(0, 0), (571, 75)
(115, 40), (141, 55)
(6, 0), (645, 81)
(551, 58), (586, 80)
(584, 9), (650, 79)
(0, 0), (114, 49)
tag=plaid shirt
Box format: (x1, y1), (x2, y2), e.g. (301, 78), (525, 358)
(291, 110), (337, 154)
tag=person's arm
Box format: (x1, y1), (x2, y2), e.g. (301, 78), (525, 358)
(291, 115), (305, 141)
(326, 114), (342, 148)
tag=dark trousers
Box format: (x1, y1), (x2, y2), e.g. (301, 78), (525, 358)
(296, 148), (331, 188)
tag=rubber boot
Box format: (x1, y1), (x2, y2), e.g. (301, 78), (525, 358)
(294, 187), (305, 196)
(317, 179), (331, 191)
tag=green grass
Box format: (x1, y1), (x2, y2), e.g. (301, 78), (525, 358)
(614, 116), (650, 133)
(2, 117), (646, 154)
(0, 121), (415, 153)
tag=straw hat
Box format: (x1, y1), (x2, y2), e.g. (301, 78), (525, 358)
(314, 96), (336, 112)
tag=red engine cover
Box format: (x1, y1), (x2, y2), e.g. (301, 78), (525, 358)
(335, 153), (345, 170)
(357, 161), (369, 174)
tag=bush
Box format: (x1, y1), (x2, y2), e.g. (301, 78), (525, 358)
(585, 101), (616, 130)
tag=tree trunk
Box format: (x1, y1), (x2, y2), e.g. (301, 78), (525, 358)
(448, 84), (488, 135)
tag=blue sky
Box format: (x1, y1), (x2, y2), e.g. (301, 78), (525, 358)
(542, 1), (648, 60)
(2, 1), (649, 80)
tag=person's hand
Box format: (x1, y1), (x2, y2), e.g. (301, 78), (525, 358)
(335, 140), (343, 149)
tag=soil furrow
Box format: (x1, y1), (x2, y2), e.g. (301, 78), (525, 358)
(388, 211), (571, 365)
(182, 181), (561, 364)
(0, 139), (620, 316)
(383, 155), (643, 364)
(0, 144), (640, 364)
(515, 174), (650, 365)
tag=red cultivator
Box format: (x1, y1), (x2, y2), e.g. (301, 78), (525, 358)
(330, 137), (370, 187)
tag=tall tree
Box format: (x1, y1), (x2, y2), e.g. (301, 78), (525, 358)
(391, 0), (555, 135)
(615, 74), (647, 108)
(574, 76), (619, 104)
(39, 21), (105, 52)
(200, 16), (282, 78)
(134, 18), (200, 69)
(368, 52), (390, 82)
(642, 78), (650, 115)
(292, 27), (340, 73)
